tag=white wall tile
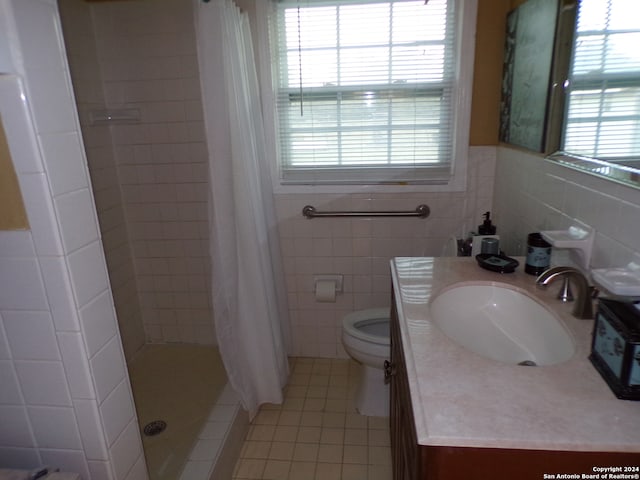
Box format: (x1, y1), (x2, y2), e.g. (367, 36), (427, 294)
(28, 406), (82, 449)
(493, 146), (640, 269)
(40, 132), (89, 196)
(0, 405), (35, 447)
(99, 379), (135, 448)
(0, 447), (40, 470)
(0, 258), (48, 310)
(57, 332), (96, 399)
(0, 75), (44, 174)
(14, 360), (72, 406)
(67, 241), (109, 307)
(0, 361), (22, 404)
(110, 420), (143, 480)
(0, 312), (11, 360)
(38, 256), (81, 332)
(2, 310), (60, 361)
(39, 448), (90, 480)
(73, 398), (109, 460)
(24, 66), (77, 135)
(11, 0), (68, 73)
(0, 231), (35, 258)
(18, 173), (64, 256)
(80, 290), (119, 357)
(55, 188), (100, 253)
(90, 336), (126, 403)
(88, 460), (115, 480)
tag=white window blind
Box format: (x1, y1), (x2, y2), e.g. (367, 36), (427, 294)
(562, 0), (640, 163)
(271, 0), (459, 185)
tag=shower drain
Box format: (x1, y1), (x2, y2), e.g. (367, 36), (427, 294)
(517, 360), (537, 366)
(143, 420), (167, 437)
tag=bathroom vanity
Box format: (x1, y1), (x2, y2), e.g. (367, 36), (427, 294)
(389, 257), (640, 480)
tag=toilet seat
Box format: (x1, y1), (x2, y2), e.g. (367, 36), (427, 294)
(342, 308), (390, 346)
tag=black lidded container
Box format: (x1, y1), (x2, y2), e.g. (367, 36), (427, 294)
(525, 232), (551, 275)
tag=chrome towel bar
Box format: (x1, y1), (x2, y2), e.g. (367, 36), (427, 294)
(302, 204), (430, 219)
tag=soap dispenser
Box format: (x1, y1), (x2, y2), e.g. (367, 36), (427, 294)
(478, 212), (497, 235)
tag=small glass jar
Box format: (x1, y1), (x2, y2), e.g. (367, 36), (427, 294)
(525, 233), (551, 275)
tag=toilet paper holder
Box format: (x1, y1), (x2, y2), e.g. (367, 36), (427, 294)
(314, 274), (343, 292)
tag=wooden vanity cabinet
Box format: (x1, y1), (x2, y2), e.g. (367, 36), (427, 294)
(390, 300), (424, 480)
(389, 297), (639, 480)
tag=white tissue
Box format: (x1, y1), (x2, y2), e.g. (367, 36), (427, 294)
(315, 280), (336, 302)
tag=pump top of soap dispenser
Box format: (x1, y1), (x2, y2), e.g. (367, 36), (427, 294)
(478, 211), (497, 235)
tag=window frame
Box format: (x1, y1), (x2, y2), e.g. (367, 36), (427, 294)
(255, 0), (478, 193)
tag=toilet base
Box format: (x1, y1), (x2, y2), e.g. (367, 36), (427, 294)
(354, 364), (389, 417)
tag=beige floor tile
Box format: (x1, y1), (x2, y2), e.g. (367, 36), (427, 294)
(368, 463), (393, 480)
(292, 442), (319, 462)
(311, 361), (332, 375)
(278, 411), (302, 426)
(296, 426), (321, 443)
(234, 357), (393, 480)
(303, 398), (325, 411)
(329, 359), (350, 375)
(292, 362), (313, 374)
(368, 446), (391, 466)
(248, 425), (276, 442)
(328, 375), (348, 387)
(288, 461), (316, 480)
(242, 440), (271, 459)
(262, 460), (290, 480)
(273, 425), (298, 443)
(299, 411), (323, 427)
(305, 385), (328, 398)
(284, 385), (307, 399)
(314, 463), (342, 480)
(345, 413), (368, 429)
(368, 428), (390, 446)
(254, 410), (280, 425)
(235, 458), (266, 478)
(324, 398), (348, 413)
(289, 372), (311, 386)
(341, 463), (368, 480)
(343, 445), (368, 464)
(320, 427), (344, 445)
(317, 444), (343, 463)
(282, 397), (305, 411)
(309, 374), (330, 386)
(321, 412), (345, 428)
(344, 428), (367, 446)
(367, 416), (388, 430)
(268, 441), (295, 461)
(325, 386), (348, 399)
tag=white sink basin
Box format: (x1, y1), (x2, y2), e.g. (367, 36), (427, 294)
(429, 283), (574, 366)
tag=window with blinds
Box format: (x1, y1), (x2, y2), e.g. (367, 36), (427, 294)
(562, 0), (640, 165)
(270, 0), (465, 185)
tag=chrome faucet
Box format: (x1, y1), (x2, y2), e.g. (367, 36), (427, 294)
(536, 266), (594, 319)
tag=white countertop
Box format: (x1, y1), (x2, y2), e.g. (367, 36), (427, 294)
(390, 256), (640, 452)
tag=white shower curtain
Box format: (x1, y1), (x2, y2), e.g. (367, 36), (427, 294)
(194, 0), (291, 419)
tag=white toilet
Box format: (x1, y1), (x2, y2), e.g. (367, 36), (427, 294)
(342, 308), (390, 416)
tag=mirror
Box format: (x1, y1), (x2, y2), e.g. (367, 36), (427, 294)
(501, 0), (640, 190)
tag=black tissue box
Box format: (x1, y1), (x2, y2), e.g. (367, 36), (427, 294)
(589, 298), (640, 400)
